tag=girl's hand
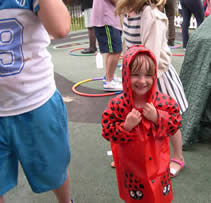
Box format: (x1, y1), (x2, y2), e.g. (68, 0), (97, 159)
(143, 103), (158, 124)
(124, 108), (142, 131)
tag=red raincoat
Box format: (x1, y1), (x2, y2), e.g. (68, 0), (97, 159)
(102, 45), (182, 203)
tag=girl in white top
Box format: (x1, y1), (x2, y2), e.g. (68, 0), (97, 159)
(116, 0), (188, 177)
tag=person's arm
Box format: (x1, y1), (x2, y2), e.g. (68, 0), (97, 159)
(155, 92), (182, 137)
(38, 0), (71, 38)
(140, 6), (166, 66)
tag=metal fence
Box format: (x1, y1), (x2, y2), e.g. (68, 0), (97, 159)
(65, 0), (85, 31)
(65, 0), (183, 31)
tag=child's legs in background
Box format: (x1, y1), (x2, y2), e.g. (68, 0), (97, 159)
(95, 25), (122, 82)
(87, 27), (97, 50)
(170, 129), (184, 162)
(157, 65), (188, 174)
(186, 0), (204, 26)
(180, 0), (204, 48)
(105, 52), (121, 81)
(180, 1), (192, 48)
(104, 26), (122, 81)
(165, 0), (176, 44)
(169, 130), (185, 177)
(84, 8), (97, 51)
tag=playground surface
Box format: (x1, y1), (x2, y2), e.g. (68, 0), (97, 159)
(4, 30), (211, 203)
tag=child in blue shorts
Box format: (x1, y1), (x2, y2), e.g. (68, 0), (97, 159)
(91, 0), (123, 92)
(0, 0), (73, 202)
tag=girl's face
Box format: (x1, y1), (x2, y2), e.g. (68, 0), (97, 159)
(130, 65), (153, 97)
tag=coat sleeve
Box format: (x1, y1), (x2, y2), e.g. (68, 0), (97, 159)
(140, 6), (170, 77)
(140, 6), (163, 67)
(102, 99), (137, 144)
(154, 93), (182, 137)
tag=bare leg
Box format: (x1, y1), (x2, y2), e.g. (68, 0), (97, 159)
(105, 52), (121, 81)
(88, 27), (96, 50)
(170, 129), (185, 173)
(53, 173), (72, 203)
(81, 27), (96, 53)
(0, 197), (4, 203)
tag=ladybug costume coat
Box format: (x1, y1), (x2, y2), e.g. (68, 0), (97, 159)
(102, 45), (182, 203)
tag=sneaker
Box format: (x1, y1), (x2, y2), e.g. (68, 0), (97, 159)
(114, 75), (122, 82)
(103, 76), (122, 83)
(81, 48), (97, 54)
(103, 80), (123, 91)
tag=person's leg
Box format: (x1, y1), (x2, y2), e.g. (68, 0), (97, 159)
(105, 52), (121, 81)
(0, 197), (4, 203)
(88, 27), (97, 50)
(81, 8), (97, 54)
(81, 27), (97, 53)
(15, 91), (71, 201)
(170, 129), (185, 162)
(165, 0), (176, 46)
(189, 0), (204, 27)
(94, 25), (122, 90)
(180, 0), (192, 48)
(0, 117), (19, 202)
(53, 173), (72, 203)
(170, 129), (185, 177)
(157, 65), (187, 177)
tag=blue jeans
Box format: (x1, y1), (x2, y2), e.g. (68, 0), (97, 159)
(180, 0), (204, 48)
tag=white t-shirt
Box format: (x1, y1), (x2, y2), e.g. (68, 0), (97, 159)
(0, 0), (56, 116)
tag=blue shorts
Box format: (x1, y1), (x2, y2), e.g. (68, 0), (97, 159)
(94, 25), (122, 53)
(0, 90), (71, 195)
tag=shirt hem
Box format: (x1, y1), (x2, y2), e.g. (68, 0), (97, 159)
(0, 88), (56, 117)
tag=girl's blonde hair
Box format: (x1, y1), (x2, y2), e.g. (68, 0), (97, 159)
(130, 54), (155, 76)
(115, 0), (166, 15)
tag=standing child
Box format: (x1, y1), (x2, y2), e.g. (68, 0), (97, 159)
(0, 0), (72, 203)
(102, 45), (182, 203)
(91, 0), (123, 91)
(115, 0), (188, 177)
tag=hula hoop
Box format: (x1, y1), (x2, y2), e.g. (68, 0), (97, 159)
(72, 77), (122, 97)
(172, 54), (185, 56)
(169, 41), (184, 56)
(170, 44), (183, 49)
(69, 47), (96, 56)
(169, 41), (183, 49)
(174, 41), (183, 45)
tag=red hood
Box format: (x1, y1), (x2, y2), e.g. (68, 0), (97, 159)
(122, 45), (157, 108)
